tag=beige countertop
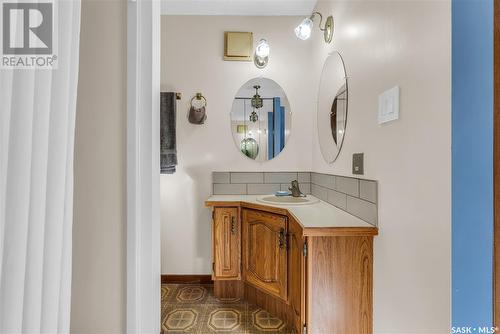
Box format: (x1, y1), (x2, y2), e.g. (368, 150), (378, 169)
(206, 195), (377, 234)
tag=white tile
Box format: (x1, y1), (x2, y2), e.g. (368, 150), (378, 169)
(300, 183), (311, 194)
(264, 172), (298, 184)
(360, 180), (377, 203)
(230, 172), (263, 184)
(311, 173), (335, 190)
(298, 172), (311, 183)
(280, 184), (291, 192)
(335, 176), (359, 197)
(213, 183), (247, 195)
(327, 189), (347, 209)
(346, 196), (377, 226)
(247, 184), (281, 195)
(311, 184), (328, 201)
(212, 172), (230, 184)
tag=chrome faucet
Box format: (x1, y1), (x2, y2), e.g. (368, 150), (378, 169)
(288, 180), (304, 197)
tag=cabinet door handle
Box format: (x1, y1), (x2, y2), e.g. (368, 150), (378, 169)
(231, 216), (237, 234)
(279, 228), (286, 249)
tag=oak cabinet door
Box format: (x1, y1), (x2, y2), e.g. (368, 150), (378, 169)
(213, 207), (240, 279)
(242, 209), (288, 301)
(288, 218), (305, 334)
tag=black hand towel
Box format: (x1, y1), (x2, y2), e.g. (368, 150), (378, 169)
(160, 92), (177, 174)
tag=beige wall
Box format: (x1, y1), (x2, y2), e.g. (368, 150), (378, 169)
(160, 16), (315, 274)
(70, 1), (450, 332)
(162, 2), (451, 332)
(310, 1), (451, 333)
(71, 0), (126, 333)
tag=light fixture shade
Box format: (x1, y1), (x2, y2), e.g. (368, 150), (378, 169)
(253, 39), (269, 68)
(255, 39), (270, 58)
(295, 17), (313, 40)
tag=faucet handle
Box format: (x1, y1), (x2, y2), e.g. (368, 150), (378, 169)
(289, 180), (303, 197)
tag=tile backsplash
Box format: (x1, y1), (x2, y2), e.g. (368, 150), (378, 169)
(213, 172), (312, 196)
(212, 171), (378, 226)
(310, 173), (377, 226)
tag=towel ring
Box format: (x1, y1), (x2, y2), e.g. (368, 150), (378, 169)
(191, 93), (207, 109)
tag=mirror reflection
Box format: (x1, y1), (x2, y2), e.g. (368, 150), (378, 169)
(318, 52), (348, 163)
(231, 78), (291, 161)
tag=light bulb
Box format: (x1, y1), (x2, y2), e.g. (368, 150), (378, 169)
(254, 39), (270, 69)
(255, 39), (270, 58)
(295, 17), (313, 40)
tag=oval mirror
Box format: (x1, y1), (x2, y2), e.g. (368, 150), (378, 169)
(317, 52), (348, 163)
(231, 78), (291, 161)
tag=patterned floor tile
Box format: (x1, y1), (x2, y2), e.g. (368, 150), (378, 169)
(251, 309), (286, 332)
(161, 283), (294, 334)
(162, 285), (171, 299)
(162, 304), (206, 334)
(246, 304), (294, 334)
(208, 308), (241, 331)
(201, 304), (248, 333)
(164, 309), (198, 331)
(176, 285), (208, 303)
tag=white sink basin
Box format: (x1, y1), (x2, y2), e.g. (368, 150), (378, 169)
(256, 195), (319, 206)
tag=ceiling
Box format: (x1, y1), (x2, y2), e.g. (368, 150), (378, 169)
(161, 0), (318, 16)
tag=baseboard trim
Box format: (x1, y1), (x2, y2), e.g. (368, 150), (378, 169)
(161, 274), (213, 284)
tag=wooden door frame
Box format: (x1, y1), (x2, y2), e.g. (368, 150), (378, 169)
(494, 0), (500, 327)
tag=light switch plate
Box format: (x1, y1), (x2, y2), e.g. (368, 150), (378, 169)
(378, 86), (399, 124)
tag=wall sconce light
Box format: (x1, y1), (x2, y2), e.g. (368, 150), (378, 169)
(295, 12), (334, 43)
(254, 38), (270, 69)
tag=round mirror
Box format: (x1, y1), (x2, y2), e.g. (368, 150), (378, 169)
(231, 78), (291, 161)
(317, 52), (348, 163)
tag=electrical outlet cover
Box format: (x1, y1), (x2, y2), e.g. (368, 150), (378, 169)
(352, 153), (364, 175)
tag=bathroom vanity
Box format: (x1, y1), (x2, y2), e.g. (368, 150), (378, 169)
(205, 195), (378, 334)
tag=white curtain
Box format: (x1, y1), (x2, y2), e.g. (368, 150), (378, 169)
(0, 0), (81, 333)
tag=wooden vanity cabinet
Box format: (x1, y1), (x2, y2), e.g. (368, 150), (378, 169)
(212, 207), (240, 280)
(242, 208), (288, 301)
(306, 235), (373, 334)
(209, 204), (376, 334)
